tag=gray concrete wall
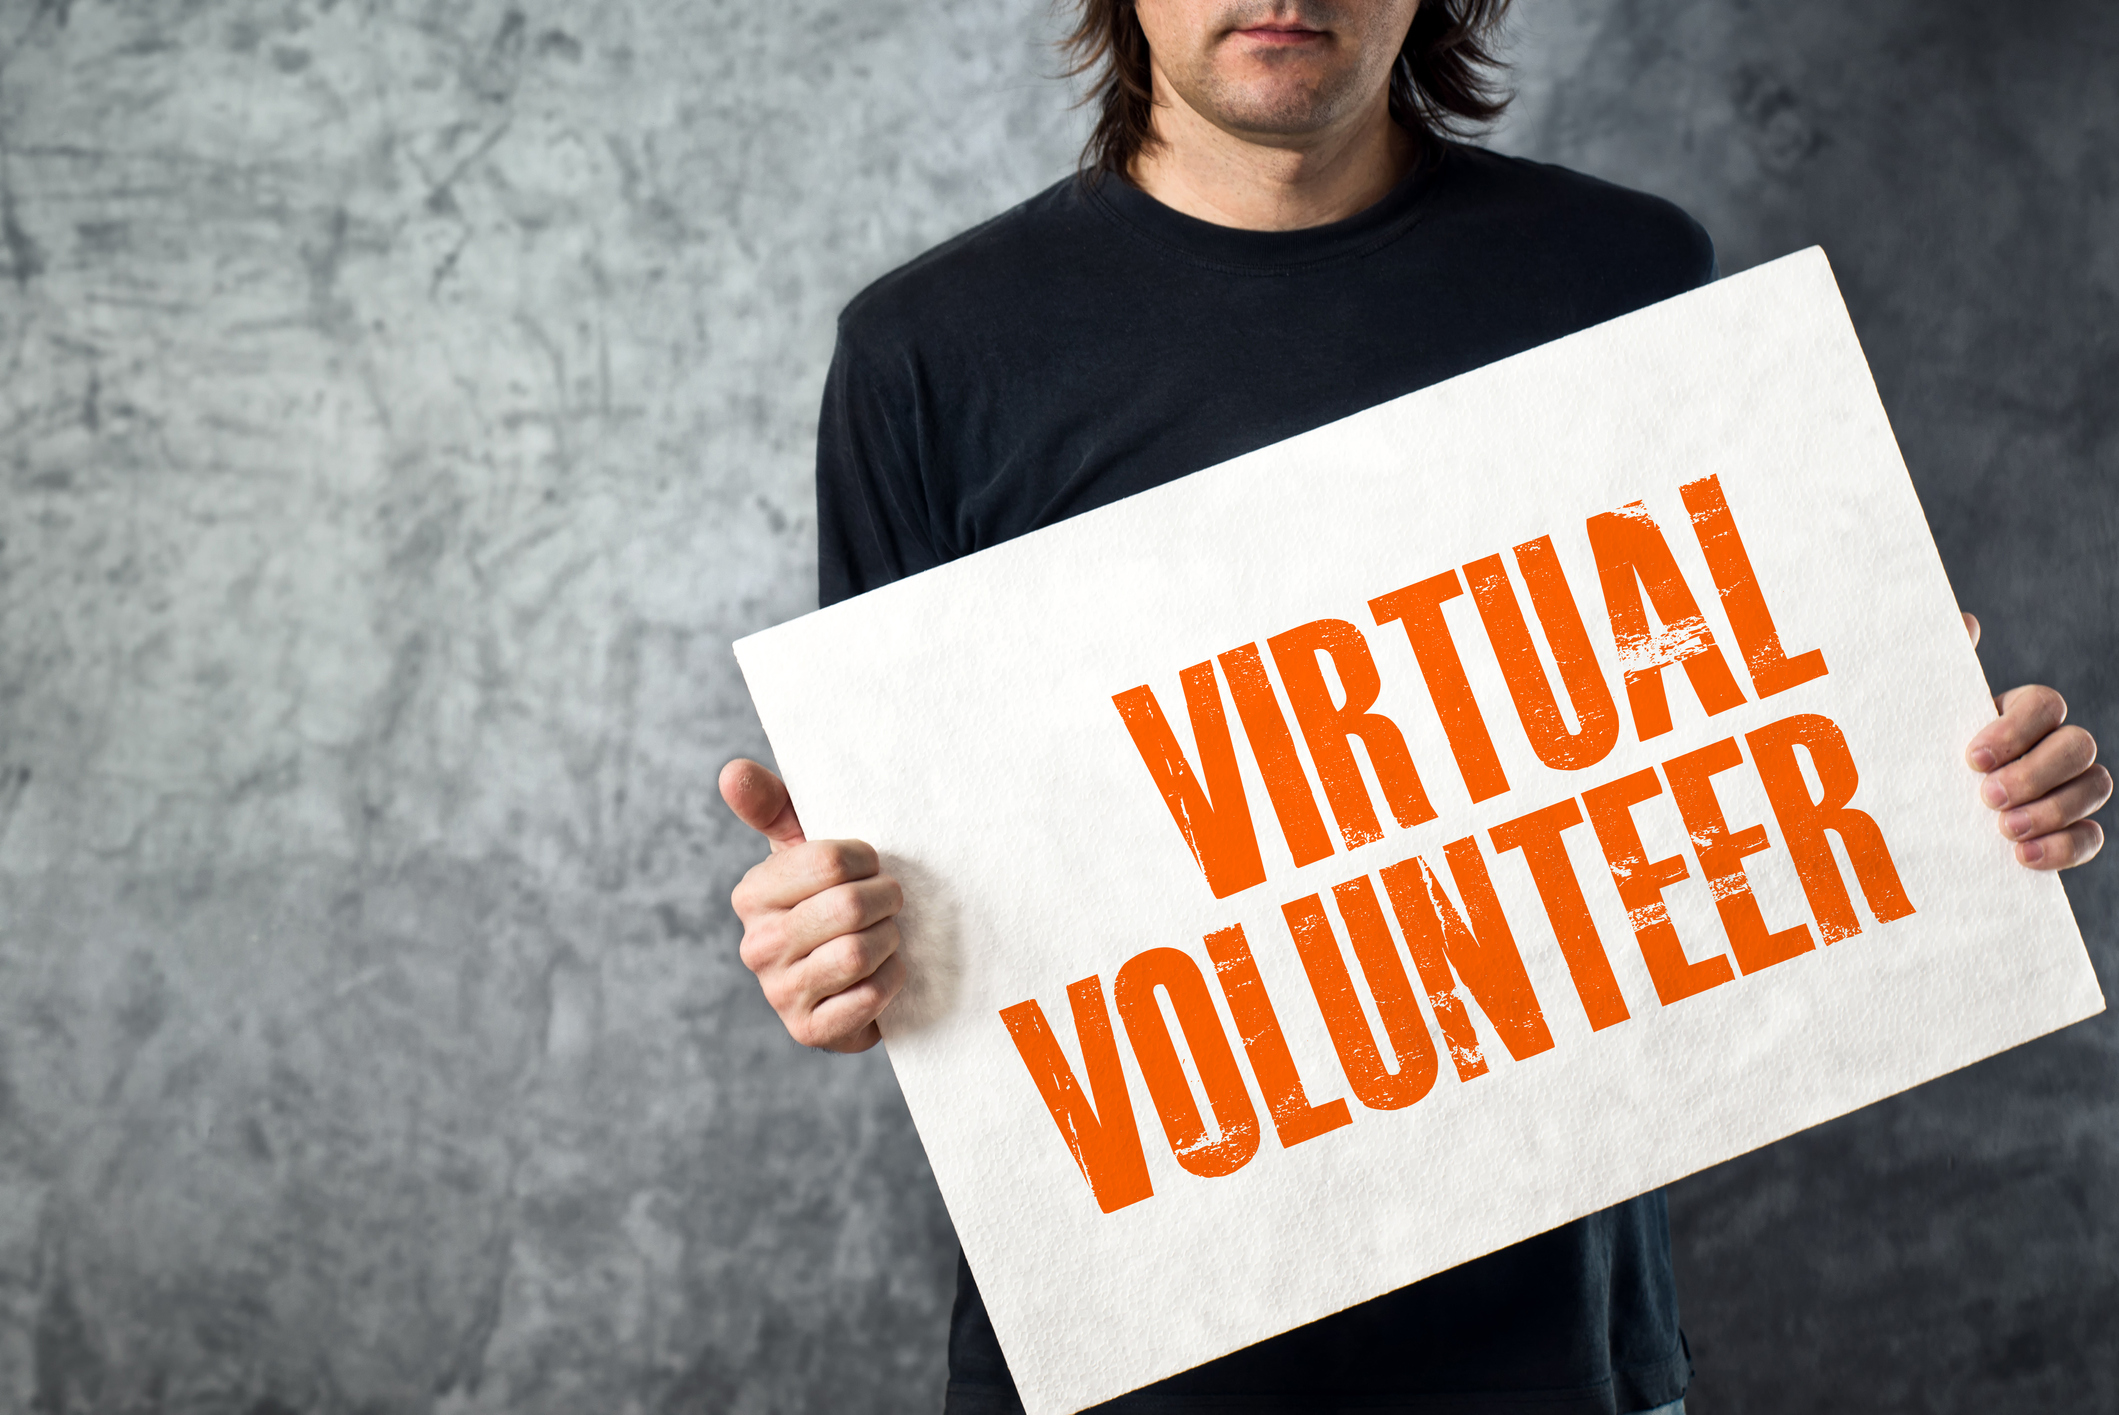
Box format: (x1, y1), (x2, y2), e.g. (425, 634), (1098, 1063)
(0, 2), (2109, 1412)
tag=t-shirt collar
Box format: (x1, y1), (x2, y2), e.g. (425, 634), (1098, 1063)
(1085, 137), (1450, 272)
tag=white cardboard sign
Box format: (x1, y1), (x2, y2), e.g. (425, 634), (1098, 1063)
(735, 249), (2102, 1415)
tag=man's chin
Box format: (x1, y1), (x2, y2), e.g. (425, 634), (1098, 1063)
(1187, 64), (1368, 136)
(1203, 100), (1359, 141)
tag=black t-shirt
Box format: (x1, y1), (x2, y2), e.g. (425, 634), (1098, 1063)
(816, 141), (1714, 1415)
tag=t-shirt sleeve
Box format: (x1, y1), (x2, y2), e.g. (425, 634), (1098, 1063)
(815, 324), (945, 608)
(1685, 211), (1719, 286)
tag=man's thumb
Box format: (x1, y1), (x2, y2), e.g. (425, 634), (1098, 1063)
(719, 758), (806, 850)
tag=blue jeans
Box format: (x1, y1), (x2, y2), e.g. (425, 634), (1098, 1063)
(1639, 1402), (1687, 1415)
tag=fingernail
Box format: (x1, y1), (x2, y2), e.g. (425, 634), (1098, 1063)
(2020, 840), (2045, 864)
(1981, 777), (2008, 808)
(2003, 809), (2031, 839)
(1970, 747), (1997, 771)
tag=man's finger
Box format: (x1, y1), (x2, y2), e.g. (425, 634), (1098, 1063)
(2014, 819), (2105, 871)
(803, 953), (908, 1052)
(790, 918), (902, 1010)
(734, 840), (883, 916)
(821, 1020), (884, 1055)
(1962, 611), (1980, 649)
(1981, 723), (2096, 810)
(1999, 765), (2114, 843)
(720, 757), (806, 850)
(1966, 684), (2068, 773)
(783, 873), (902, 951)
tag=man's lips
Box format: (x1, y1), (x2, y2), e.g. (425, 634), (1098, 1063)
(1234, 24), (1327, 46)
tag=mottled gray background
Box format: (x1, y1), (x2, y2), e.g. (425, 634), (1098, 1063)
(0, 0), (2111, 1412)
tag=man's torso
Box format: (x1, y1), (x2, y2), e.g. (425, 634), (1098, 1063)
(816, 141), (1714, 1415)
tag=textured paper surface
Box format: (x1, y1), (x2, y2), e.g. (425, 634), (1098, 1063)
(734, 249), (2102, 1415)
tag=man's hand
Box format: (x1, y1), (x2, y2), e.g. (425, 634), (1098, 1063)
(1963, 613), (2110, 870)
(720, 758), (905, 1052)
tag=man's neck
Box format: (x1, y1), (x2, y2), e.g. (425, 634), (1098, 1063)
(1127, 71), (1416, 232)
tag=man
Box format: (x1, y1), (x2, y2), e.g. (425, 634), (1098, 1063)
(719, 2), (2111, 1411)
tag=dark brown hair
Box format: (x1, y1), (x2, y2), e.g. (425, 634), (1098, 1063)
(1061, 1), (1516, 177)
